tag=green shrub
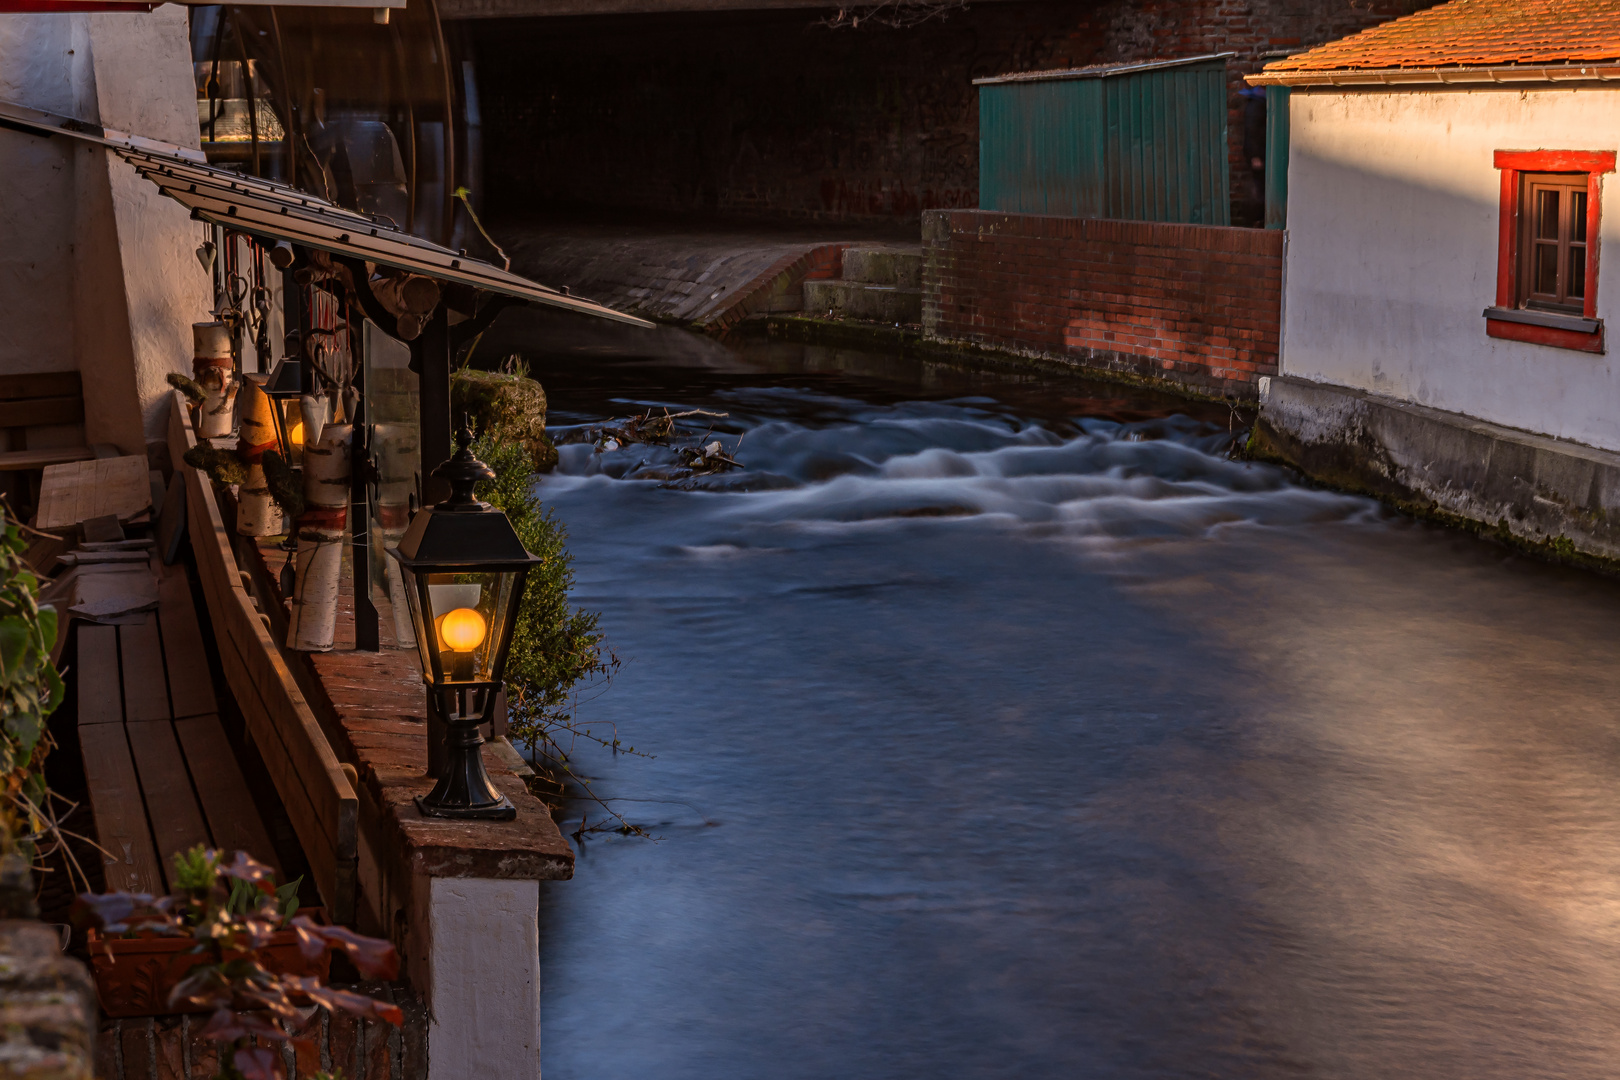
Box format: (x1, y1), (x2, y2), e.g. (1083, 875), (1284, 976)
(471, 435), (612, 753)
(0, 515), (64, 856)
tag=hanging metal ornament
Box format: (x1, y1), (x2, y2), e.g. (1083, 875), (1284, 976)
(196, 239), (217, 274)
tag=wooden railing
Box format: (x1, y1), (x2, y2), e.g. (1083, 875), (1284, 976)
(167, 391), (359, 923)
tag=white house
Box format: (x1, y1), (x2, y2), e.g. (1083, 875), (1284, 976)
(1249, 0), (1620, 562)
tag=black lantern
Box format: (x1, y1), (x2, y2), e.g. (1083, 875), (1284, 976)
(387, 430), (539, 820)
(262, 353), (305, 466)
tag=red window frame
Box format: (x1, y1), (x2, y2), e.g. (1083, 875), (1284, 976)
(1491, 149), (1614, 353)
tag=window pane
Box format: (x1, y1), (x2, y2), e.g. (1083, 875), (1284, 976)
(1535, 242), (1560, 295)
(1572, 189), (1588, 242)
(1571, 244), (1587, 300)
(1536, 188), (1561, 240)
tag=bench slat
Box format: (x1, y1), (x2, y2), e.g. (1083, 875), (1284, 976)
(157, 566), (218, 720)
(118, 617), (170, 723)
(76, 625), (123, 726)
(79, 723), (164, 896)
(126, 720), (212, 882)
(174, 715), (285, 879)
(0, 372), (81, 402)
(0, 395), (83, 429)
(0, 447), (94, 473)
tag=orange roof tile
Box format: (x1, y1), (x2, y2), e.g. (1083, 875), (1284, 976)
(1266, 0), (1620, 72)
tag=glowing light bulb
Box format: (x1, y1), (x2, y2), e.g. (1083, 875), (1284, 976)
(438, 607), (487, 652)
(289, 420), (305, 446)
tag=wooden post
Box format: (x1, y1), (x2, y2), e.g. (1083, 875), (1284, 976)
(351, 331), (379, 652)
(415, 310), (452, 506)
(192, 322), (238, 439)
(287, 424), (352, 651)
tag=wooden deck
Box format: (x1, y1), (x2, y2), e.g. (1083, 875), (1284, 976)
(73, 557), (284, 895)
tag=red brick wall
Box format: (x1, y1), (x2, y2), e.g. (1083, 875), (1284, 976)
(922, 209), (1282, 399)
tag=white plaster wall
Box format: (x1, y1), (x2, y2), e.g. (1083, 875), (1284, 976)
(426, 876), (542, 1080)
(1283, 87), (1620, 452)
(89, 8), (213, 448)
(0, 9), (209, 455)
(0, 18), (84, 382)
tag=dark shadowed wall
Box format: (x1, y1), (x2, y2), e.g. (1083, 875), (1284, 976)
(466, 0), (1436, 227)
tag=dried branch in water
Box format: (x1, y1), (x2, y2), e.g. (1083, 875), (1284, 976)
(817, 0), (968, 30)
(556, 407), (731, 451)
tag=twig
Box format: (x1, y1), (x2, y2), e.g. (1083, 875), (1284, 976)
(817, 0), (968, 29)
(454, 186), (510, 272)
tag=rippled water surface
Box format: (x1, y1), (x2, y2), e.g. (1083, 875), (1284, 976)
(487, 311), (1620, 1080)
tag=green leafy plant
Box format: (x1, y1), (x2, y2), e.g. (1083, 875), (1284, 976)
(472, 434), (613, 726)
(226, 872), (302, 921)
(77, 847), (400, 1080)
(0, 512), (65, 862)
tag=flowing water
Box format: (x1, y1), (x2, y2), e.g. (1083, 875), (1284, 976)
(484, 310), (1620, 1080)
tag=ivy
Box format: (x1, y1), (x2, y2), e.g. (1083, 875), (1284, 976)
(471, 435), (614, 745)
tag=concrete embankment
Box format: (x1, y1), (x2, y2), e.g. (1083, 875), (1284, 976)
(1255, 374), (1620, 566)
(496, 216), (914, 330)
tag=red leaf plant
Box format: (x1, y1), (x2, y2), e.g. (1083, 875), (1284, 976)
(75, 847), (402, 1080)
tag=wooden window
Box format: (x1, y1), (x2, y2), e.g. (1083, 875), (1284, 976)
(1487, 149), (1614, 353)
(1520, 173), (1589, 313)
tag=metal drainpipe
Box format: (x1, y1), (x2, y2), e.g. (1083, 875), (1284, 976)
(415, 308), (453, 507)
(351, 315), (379, 652)
(413, 306), (454, 771)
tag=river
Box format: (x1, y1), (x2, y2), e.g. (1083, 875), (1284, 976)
(483, 309), (1620, 1080)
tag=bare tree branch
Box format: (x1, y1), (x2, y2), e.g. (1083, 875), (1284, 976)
(817, 0), (969, 30)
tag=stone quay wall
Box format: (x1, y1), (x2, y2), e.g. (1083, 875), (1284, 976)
(921, 209), (1283, 400)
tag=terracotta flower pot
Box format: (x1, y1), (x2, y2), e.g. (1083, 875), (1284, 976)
(87, 908), (332, 1018)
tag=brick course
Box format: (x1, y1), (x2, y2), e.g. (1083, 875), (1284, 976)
(922, 209), (1282, 399)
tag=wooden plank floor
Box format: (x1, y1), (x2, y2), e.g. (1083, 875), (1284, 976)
(73, 561), (284, 895)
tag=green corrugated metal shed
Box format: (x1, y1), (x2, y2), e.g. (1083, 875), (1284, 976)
(977, 54), (1233, 226)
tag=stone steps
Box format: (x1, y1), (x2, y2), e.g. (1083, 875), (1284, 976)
(802, 245), (924, 324)
(803, 280), (923, 323)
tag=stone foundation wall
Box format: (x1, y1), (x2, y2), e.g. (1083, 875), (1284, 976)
(1256, 375), (1620, 565)
(466, 0), (1437, 227)
(921, 209), (1282, 399)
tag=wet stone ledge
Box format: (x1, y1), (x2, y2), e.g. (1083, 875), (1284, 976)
(1255, 374), (1620, 568)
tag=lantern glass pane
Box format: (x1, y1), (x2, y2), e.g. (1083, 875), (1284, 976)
(364, 324), (419, 646)
(280, 400), (305, 466)
(397, 565), (436, 682)
(422, 570), (517, 684)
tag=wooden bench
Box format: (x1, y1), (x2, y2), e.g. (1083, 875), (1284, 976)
(0, 372), (95, 519)
(0, 372), (93, 470)
(74, 558), (285, 895)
